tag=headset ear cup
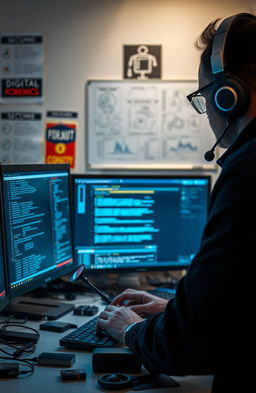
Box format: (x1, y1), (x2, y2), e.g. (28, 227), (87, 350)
(210, 76), (250, 118)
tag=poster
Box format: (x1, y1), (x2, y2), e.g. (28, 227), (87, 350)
(87, 80), (217, 170)
(0, 33), (44, 104)
(0, 111), (43, 163)
(45, 111), (77, 169)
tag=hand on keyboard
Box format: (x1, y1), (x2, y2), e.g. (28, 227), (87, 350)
(97, 304), (143, 343)
(59, 288), (174, 351)
(111, 288), (169, 317)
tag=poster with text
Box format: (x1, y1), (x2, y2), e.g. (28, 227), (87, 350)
(0, 33), (44, 104)
(0, 111), (43, 163)
(45, 111), (77, 169)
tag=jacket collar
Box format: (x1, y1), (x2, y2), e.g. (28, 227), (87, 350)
(217, 117), (256, 168)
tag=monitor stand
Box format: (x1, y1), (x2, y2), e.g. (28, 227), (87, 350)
(4, 296), (75, 320)
(117, 273), (142, 291)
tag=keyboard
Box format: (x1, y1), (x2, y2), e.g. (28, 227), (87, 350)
(148, 288), (176, 300)
(60, 289), (175, 351)
(59, 316), (117, 350)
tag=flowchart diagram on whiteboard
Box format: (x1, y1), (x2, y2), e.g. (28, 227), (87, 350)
(87, 81), (216, 169)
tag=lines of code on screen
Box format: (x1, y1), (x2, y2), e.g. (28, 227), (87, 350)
(73, 178), (209, 271)
(0, 223), (7, 303)
(3, 171), (73, 290)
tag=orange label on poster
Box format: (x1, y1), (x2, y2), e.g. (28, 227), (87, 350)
(45, 122), (76, 168)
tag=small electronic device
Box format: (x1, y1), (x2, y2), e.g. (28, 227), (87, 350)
(0, 329), (39, 343)
(37, 352), (75, 367)
(60, 369), (86, 381)
(0, 363), (19, 378)
(73, 305), (99, 316)
(92, 348), (141, 373)
(39, 321), (77, 332)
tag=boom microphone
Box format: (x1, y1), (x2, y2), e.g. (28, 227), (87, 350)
(204, 121), (232, 161)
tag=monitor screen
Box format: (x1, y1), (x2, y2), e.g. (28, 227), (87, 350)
(0, 182), (9, 312)
(1, 164), (75, 299)
(0, 227), (8, 312)
(72, 174), (211, 272)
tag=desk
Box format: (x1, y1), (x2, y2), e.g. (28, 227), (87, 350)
(0, 294), (213, 393)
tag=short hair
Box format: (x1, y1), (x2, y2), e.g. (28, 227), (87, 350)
(196, 13), (256, 88)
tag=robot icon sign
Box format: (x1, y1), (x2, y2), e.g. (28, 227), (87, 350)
(123, 45), (161, 80)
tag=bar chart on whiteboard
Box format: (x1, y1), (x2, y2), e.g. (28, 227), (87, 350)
(86, 80), (216, 170)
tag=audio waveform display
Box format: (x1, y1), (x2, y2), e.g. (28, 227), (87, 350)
(113, 141), (133, 155)
(169, 140), (198, 152)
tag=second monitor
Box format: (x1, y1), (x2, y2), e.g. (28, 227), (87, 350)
(0, 164), (76, 319)
(72, 174), (211, 274)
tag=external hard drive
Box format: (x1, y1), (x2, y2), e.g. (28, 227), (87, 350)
(37, 352), (75, 367)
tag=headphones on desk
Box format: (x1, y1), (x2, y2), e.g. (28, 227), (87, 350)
(210, 12), (256, 118)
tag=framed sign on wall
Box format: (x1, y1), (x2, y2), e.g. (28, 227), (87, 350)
(86, 80), (217, 170)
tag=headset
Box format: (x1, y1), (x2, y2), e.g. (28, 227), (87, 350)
(210, 12), (255, 118)
(204, 13), (255, 161)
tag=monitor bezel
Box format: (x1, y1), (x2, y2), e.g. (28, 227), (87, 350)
(71, 173), (211, 273)
(0, 163), (76, 299)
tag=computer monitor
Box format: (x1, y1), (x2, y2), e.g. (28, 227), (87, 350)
(0, 183), (9, 313)
(72, 174), (211, 277)
(0, 164), (76, 319)
(0, 242), (8, 313)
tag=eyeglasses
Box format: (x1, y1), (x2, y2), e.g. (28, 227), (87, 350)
(186, 82), (213, 114)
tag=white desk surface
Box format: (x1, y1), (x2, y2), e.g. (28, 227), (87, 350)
(0, 293), (213, 393)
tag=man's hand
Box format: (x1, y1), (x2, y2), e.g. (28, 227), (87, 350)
(96, 304), (143, 343)
(111, 288), (168, 317)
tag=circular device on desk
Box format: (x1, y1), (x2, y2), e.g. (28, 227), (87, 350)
(97, 373), (132, 390)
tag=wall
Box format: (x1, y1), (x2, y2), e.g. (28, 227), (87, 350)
(0, 0), (255, 178)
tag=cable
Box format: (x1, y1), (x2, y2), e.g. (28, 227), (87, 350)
(0, 338), (36, 357)
(0, 314), (39, 376)
(0, 313), (40, 345)
(0, 323), (40, 337)
(13, 342), (35, 358)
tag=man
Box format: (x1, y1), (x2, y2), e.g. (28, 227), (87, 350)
(97, 13), (256, 392)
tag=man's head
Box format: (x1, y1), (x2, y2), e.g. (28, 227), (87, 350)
(198, 14), (256, 90)
(196, 13), (256, 147)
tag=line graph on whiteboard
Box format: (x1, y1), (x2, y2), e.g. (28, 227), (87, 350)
(164, 137), (200, 160)
(97, 137), (138, 160)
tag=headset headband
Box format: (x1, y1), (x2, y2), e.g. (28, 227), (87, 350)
(211, 13), (255, 75)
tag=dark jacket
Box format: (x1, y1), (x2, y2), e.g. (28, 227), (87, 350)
(126, 118), (256, 393)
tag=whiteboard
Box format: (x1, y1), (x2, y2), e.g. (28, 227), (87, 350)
(86, 80), (217, 170)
